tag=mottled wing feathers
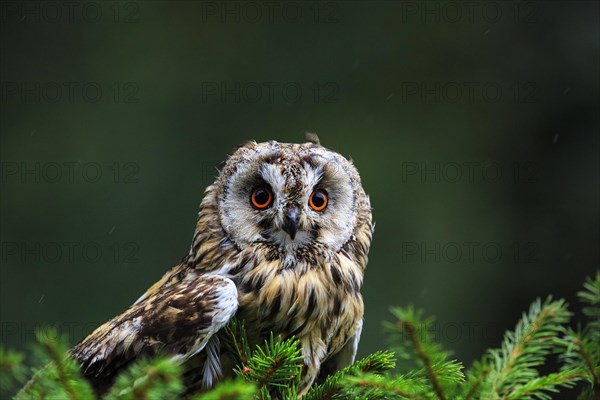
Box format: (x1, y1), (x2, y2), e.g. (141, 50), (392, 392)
(71, 274), (238, 380)
(316, 320), (362, 384)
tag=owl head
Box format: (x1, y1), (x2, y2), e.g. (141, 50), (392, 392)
(212, 136), (371, 255)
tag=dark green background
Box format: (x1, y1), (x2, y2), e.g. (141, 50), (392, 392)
(1, 0), (598, 386)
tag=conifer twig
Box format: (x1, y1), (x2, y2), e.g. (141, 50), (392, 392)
(401, 321), (446, 400)
(304, 351), (396, 400)
(352, 376), (416, 398)
(464, 367), (488, 400)
(574, 337), (600, 389)
(502, 370), (580, 399)
(11, 274), (600, 400)
(479, 298), (574, 399)
(43, 341), (80, 400)
(131, 366), (166, 399)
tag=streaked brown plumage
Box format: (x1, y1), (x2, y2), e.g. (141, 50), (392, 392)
(70, 135), (373, 396)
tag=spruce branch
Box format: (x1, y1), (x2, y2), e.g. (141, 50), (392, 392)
(16, 328), (95, 400)
(191, 379), (257, 400)
(403, 323), (436, 389)
(481, 297), (573, 399)
(0, 345), (26, 393)
(42, 337), (81, 400)
(384, 306), (463, 400)
(303, 351), (396, 400)
(558, 272), (600, 398)
(239, 333), (303, 388)
(428, 360), (464, 385)
(576, 386), (596, 400)
(463, 375), (484, 400)
(576, 337), (600, 388)
(342, 373), (421, 399)
(578, 272), (600, 339)
(384, 307), (451, 363)
(225, 329), (302, 399)
(462, 361), (489, 400)
(221, 317), (252, 368)
(9, 273), (600, 400)
(345, 351), (397, 375)
(560, 331), (600, 388)
(104, 357), (183, 400)
(403, 322), (445, 400)
(503, 369), (580, 399)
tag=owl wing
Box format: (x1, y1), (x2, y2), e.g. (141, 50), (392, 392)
(71, 273), (238, 384)
(316, 320), (363, 384)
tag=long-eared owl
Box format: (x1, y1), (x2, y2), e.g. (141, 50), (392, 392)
(71, 134), (373, 396)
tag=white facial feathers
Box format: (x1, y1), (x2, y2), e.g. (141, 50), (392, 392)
(217, 141), (364, 253)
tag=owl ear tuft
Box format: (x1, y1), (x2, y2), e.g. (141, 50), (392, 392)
(305, 132), (320, 145)
(229, 140), (257, 155)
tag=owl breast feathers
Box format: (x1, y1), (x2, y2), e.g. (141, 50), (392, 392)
(70, 136), (373, 396)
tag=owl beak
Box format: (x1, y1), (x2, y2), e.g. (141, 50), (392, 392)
(283, 207), (299, 240)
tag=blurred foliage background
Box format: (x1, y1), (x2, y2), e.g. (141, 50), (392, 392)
(0, 0), (598, 383)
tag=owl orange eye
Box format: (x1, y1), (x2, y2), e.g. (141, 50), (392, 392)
(251, 187), (273, 209)
(309, 190), (328, 211)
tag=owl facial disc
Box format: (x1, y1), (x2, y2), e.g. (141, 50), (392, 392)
(217, 140), (366, 255)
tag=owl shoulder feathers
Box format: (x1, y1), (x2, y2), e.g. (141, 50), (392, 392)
(71, 271), (237, 391)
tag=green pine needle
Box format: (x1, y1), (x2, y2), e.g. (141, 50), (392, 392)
(342, 372), (428, 399)
(8, 271), (600, 400)
(480, 297), (573, 399)
(104, 357), (183, 400)
(558, 272), (600, 398)
(303, 351), (396, 400)
(16, 328), (95, 400)
(0, 345), (27, 394)
(578, 272), (600, 340)
(503, 369), (581, 399)
(192, 379), (257, 400)
(221, 317), (252, 368)
(384, 305), (463, 399)
(239, 333), (303, 387)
